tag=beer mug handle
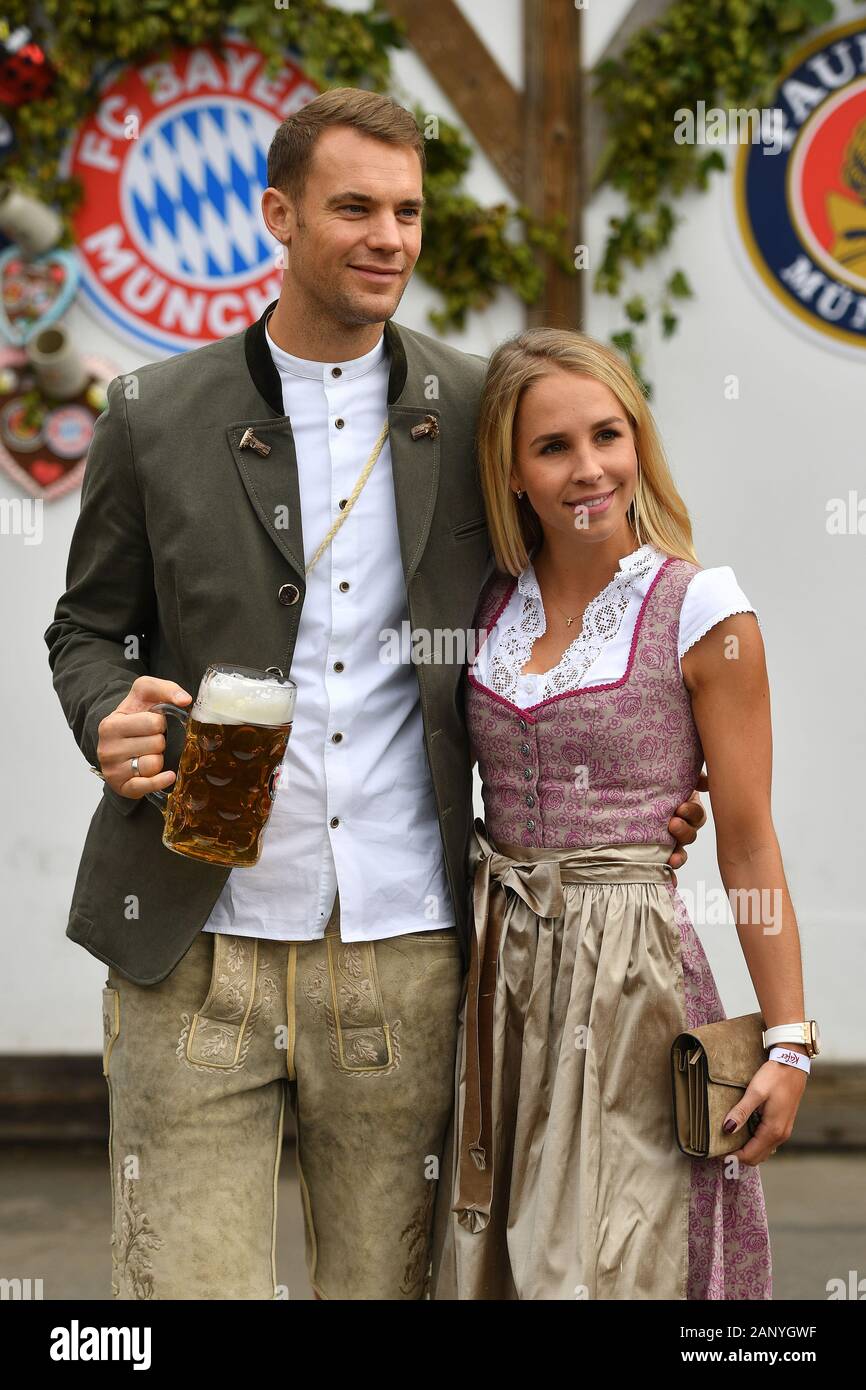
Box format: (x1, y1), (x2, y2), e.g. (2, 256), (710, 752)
(144, 702), (190, 812)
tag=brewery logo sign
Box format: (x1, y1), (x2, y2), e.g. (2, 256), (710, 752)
(65, 38), (318, 355)
(735, 19), (866, 354)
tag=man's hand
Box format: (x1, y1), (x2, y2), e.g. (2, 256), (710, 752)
(666, 770), (709, 884)
(96, 675), (192, 799)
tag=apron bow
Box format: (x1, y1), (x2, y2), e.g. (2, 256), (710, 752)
(454, 821), (672, 1233)
(455, 822), (564, 1231)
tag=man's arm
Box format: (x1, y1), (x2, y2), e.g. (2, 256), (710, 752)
(44, 375), (156, 771)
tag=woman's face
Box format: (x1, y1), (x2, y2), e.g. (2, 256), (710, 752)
(511, 367), (639, 548)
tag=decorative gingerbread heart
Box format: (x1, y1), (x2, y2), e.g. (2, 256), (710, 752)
(31, 458), (64, 486)
(0, 246), (78, 346)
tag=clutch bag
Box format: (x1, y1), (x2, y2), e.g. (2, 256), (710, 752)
(671, 1011), (766, 1158)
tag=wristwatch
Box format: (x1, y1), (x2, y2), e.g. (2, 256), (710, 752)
(762, 1021), (821, 1057)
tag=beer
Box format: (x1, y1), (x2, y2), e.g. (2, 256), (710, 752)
(149, 666), (295, 868)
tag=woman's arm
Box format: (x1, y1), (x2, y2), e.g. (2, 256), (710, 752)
(682, 612), (809, 1165)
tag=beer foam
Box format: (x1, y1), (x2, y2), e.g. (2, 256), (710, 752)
(194, 671), (295, 727)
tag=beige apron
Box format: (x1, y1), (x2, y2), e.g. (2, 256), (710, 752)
(433, 821), (692, 1300)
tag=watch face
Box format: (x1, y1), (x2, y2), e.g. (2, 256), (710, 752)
(809, 1020), (821, 1055)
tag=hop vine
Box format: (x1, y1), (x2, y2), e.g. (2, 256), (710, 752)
(591, 0), (865, 393)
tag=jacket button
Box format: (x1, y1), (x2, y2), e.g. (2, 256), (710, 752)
(339, 580), (350, 592)
(520, 742), (531, 756)
(335, 417), (345, 429)
(518, 718), (527, 732)
(333, 661), (345, 672)
(338, 498), (348, 509)
(527, 818), (536, 831)
(331, 367), (342, 378)
(331, 732), (343, 743)
(278, 583), (300, 605)
(330, 816), (340, 828)
(524, 794), (534, 807)
(523, 768), (533, 780)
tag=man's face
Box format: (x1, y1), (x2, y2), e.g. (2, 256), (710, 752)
(265, 126), (423, 326)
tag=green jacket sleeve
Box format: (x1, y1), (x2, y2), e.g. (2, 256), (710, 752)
(44, 374), (156, 771)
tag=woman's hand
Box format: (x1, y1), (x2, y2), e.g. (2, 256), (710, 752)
(722, 1055), (809, 1165)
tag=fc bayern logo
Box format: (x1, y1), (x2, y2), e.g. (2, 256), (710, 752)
(735, 19), (866, 354)
(66, 38), (318, 355)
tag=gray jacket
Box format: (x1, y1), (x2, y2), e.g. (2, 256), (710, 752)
(45, 299), (493, 982)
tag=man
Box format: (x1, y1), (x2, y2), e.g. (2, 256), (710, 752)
(45, 88), (705, 1300)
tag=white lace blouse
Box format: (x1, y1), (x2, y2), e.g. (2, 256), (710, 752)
(471, 543), (759, 710)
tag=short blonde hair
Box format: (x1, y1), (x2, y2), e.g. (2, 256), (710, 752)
(477, 328), (698, 575)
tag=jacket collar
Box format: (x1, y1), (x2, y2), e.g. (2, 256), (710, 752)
(244, 296), (409, 416)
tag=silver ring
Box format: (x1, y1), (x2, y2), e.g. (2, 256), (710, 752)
(131, 755), (140, 776)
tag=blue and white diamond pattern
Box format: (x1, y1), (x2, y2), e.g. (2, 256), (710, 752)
(121, 97), (278, 286)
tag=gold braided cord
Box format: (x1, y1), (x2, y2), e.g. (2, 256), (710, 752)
(304, 418), (390, 576)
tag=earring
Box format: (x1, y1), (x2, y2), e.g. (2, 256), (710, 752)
(516, 489), (524, 499)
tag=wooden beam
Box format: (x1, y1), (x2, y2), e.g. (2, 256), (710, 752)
(380, 0), (524, 195)
(523, 0), (583, 328)
(0, 1054), (862, 1148)
(0, 1055), (298, 1143)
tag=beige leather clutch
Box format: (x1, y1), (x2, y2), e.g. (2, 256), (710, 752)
(671, 1012), (766, 1158)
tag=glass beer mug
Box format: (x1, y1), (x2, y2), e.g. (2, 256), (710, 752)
(146, 664), (296, 868)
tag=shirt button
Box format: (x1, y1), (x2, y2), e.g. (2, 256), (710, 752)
(524, 794), (534, 807)
(335, 417), (345, 429)
(330, 816), (340, 828)
(278, 583), (300, 605)
(331, 367), (342, 378)
(527, 818), (536, 831)
(338, 580), (350, 592)
(520, 742), (530, 756)
(523, 768), (533, 780)
(333, 661), (345, 672)
(331, 732), (343, 743)
(338, 498), (348, 509)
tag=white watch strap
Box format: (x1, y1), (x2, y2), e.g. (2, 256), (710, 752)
(762, 1023), (808, 1049)
(768, 1045), (811, 1075)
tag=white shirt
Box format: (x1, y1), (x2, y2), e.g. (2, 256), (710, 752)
(202, 320), (454, 941)
(472, 543), (759, 708)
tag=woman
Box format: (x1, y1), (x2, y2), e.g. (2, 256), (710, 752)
(432, 328), (812, 1300)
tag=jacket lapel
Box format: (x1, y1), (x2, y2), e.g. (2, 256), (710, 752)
(225, 415), (306, 583)
(232, 300), (440, 590)
(387, 399), (440, 586)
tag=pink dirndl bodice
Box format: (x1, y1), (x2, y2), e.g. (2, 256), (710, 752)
(464, 556), (772, 1300)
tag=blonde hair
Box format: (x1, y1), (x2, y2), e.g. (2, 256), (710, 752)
(477, 328), (698, 575)
(267, 88), (425, 204)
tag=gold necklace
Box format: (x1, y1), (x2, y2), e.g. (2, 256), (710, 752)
(550, 597), (582, 627)
(531, 568), (585, 627)
(545, 592), (581, 627)
(536, 542), (641, 629)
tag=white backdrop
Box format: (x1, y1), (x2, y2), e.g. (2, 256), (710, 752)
(1, 0), (861, 1056)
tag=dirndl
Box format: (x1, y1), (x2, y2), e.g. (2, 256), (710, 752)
(431, 821), (724, 1300)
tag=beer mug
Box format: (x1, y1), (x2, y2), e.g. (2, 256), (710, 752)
(146, 664), (296, 868)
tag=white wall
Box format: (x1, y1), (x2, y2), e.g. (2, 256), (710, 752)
(1, 0), (861, 1057)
